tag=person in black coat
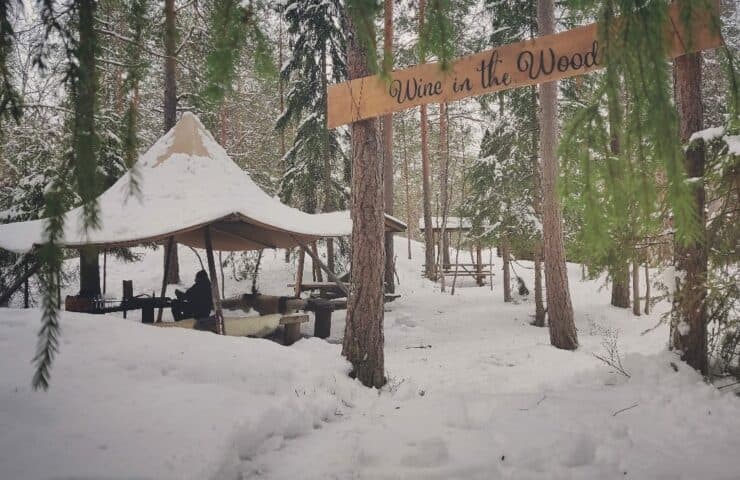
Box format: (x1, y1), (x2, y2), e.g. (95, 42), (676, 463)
(171, 270), (213, 321)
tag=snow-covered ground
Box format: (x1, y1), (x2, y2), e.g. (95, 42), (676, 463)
(1, 237), (739, 479)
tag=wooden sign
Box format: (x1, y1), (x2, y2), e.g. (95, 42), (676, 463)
(327, 2), (722, 128)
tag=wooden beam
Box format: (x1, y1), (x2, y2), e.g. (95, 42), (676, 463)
(210, 225), (276, 250)
(204, 226), (225, 335)
(327, 1), (722, 127)
(157, 236), (174, 322)
(290, 235), (349, 297)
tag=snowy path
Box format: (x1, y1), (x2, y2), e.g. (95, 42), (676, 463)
(1, 239), (739, 479)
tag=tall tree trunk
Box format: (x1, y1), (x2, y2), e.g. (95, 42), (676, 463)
(401, 113), (413, 260)
(439, 102), (450, 271)
(610, 265), (630, 308)
(671, 47), (708, 375)
(632, 258), (641, 316)
(502, 239), (512, 302)
(279, 14), (291, 264)
(321, 51), (335, 273)
(538, 0), (577, 349)
(530, 84), (546, 327)
(77, 0), (100, 301)
(342, 14), (385, 389)
(79, 249), (101, 299)
(608, 120), (630, 309)
(383, 0), (395, 293)
(163, 0), (180, 284)
(644, 261), (651, 315)
(419, 0), (435, 280)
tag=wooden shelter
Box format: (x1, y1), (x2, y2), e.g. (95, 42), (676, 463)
(0, 113), (406, 333)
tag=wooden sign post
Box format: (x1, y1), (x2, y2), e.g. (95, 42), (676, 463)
(327, 2), (722, 128)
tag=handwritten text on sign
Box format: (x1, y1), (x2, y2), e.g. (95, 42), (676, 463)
(327, 2), (721, 128)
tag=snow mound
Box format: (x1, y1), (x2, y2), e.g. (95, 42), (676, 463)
(0, 309), (362, 480)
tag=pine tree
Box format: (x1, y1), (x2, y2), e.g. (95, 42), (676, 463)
(277, 0), (348, 231)
(342, 3), (386, 389)
(561, 0), (734, 371)
(464, 118), (539, 302)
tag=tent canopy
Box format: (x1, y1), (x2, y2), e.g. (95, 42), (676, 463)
(0, 113), (405, 254)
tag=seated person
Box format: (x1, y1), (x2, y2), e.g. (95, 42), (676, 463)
(171, 270), (213, 321)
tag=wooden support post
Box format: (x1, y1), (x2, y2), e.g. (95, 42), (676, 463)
(314, 305), (332, 339)
(280, 314), (308, 345)
(157, 237), (174, 323)
(284, 322), (301, 345)
(203, 226), (225, 335)
(103, 249), (107, 295)
(292, 235), (350, 297)
(295, 249), (305, 297)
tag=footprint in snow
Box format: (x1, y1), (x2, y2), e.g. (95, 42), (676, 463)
(484, 354), (517, 367)
(400, 437), (450, 468)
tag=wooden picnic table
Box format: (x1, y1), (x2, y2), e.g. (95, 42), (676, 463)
(66, 294), (171, 323)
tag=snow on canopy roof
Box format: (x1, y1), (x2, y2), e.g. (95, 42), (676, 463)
(0, 113), (404, 254)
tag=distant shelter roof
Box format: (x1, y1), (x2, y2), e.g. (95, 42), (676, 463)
(418, 217), (480, 232)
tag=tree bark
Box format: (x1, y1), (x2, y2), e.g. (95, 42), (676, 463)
(610, 265), (630, 308)
(607, 112), (630, 310)
(419, 0), (435, 281)
(79, 248), (101, 299)
(671, 48), (708, 375)
(401, 113), (413, 260)
(163, 0), (180, 284)
(502, 239), (512, 302)
(644, 261), (651, 315)
(76, 1), (100, 301)
(632, 258), (641, 316)
(383, 0), (395, 293)
(342, 13), (386, 389)
(538, 0), (577, 349)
